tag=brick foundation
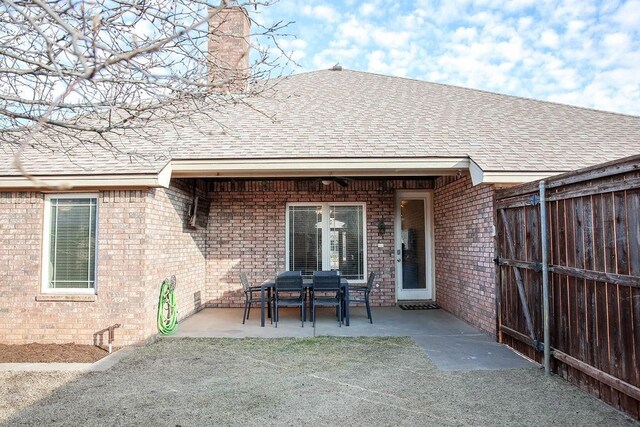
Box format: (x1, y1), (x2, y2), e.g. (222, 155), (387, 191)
(434, 174), (497, 335)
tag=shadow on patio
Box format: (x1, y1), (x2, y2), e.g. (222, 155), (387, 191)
(171, 306), (535, 372)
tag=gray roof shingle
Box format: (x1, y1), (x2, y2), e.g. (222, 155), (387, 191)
(2, 69), (639, 177)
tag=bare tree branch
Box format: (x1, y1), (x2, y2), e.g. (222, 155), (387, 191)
(0, 0), (294, 166)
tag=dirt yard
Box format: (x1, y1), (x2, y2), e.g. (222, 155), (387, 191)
(0, 337), (636, 426)
(0, 343), (109, 363)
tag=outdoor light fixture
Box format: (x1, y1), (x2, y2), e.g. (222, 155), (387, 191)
(321, 179), (333, 186)
(378, 217), (387, 235)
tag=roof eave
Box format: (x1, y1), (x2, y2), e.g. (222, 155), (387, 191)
(0, 162), (172, 190)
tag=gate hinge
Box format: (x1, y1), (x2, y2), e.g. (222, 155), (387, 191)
(493, 257), (501, 265)
(528, 195), (540, 205)
(532, 262), (542, 272)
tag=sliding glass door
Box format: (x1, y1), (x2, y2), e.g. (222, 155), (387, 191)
(287, 203), (365, 280)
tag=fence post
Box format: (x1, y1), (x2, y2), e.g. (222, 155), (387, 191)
(539, 180), (551, 376)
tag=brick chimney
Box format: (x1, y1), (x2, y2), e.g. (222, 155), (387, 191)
(208, 2), (250, 93)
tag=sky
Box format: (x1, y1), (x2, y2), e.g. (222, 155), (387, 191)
(256, 0), (640, 116)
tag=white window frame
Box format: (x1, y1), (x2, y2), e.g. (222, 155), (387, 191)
(42, 193), (99, 294)
(285, 202), (367, 283)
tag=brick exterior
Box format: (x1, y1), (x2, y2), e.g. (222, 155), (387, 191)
(205, 179), (432, 308)
(144, 180), (208, 335)
(0, 180), (208, 346)
(0, 191), (150, 345)
(434, 174), (497, 335)
(0, 176), (501, 345)
(208, 6), (250, 92)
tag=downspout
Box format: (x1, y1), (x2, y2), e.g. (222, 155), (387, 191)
(539, 180), (551, 376)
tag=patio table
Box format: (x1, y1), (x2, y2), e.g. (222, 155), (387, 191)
(260, 278), (350, 327)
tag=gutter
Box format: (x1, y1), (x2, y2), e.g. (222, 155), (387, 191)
(0, 162), (171, 190)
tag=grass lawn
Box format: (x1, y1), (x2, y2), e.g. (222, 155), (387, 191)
(1, 337), (636, 426)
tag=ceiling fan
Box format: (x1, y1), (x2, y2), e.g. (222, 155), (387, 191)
(309, 177), (350, 187)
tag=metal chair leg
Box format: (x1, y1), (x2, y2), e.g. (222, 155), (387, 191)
(242, 300), (248, 324)
(274, 301), (278, 328)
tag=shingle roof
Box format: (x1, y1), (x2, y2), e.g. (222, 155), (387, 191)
(164, 69), (639, 172)
(2, 68), (639, 178)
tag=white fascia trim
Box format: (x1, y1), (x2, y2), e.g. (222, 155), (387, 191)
(171, 157), (471, 178)
(157, 162), (172, 188)
(469, 159), (565, 185)
(0, 167), (171, 190)
(469, 159), (486, 186)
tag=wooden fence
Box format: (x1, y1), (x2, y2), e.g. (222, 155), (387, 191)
(495, 155), (640, 419)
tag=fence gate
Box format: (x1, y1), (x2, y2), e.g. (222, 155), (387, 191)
(495, 155), (640, 420)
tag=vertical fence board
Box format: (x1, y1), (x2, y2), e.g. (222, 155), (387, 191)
(604, 192), (623, 409)
(582, 196), (600, 396)
(615, 191), (637, 417)
(592, 193), (613, 403)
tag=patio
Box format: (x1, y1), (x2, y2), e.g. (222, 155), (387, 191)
(172, 307), (534, 371)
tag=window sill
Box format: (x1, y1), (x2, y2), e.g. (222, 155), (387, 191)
(36, 294), (97, 302)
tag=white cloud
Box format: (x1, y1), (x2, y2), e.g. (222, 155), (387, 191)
(370, 29), (411, 49)
(613, 0), (640, 29)
(301, 5), (339, 23)
(451, 27), (478, 42)
(337, 18), (371, 44)
(540, 29), (560, 49)
(360, 3), (376, 16)
(603, 32), (631, 50)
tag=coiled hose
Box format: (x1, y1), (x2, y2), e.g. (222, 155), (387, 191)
(157, 275), (178, 335)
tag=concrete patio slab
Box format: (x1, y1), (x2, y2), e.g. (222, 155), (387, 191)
(171, 307), (534, 371)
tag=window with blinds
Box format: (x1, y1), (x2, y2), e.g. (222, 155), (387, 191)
(288, 205), (322, 275)
(287, 203), (365, 280)
(43, 196), (97, 292)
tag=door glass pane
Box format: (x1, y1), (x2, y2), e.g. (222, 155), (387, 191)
(330, 205), (364, 280)
(400, 199), (426, 289)
(288, 205), (322, 276)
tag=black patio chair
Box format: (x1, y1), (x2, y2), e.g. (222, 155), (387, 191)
(311, 270), (342, 328)
(345, 271), (376, 323)
(274, 271), (305, 327)
(240, 273), (271, 324)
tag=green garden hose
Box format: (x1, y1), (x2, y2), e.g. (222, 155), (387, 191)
(157, 275), (178, 335)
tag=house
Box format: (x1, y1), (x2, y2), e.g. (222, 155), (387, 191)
(1, 5), (639, 347)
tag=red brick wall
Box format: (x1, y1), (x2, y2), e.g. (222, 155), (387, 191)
(0, 181), (208, 346)
(144, 180), (208, 334)
(205, 180), (434, 308)
(208, 6), (250, 92)
(434, 174), (497, 335)
(0, 191), (150, 345)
